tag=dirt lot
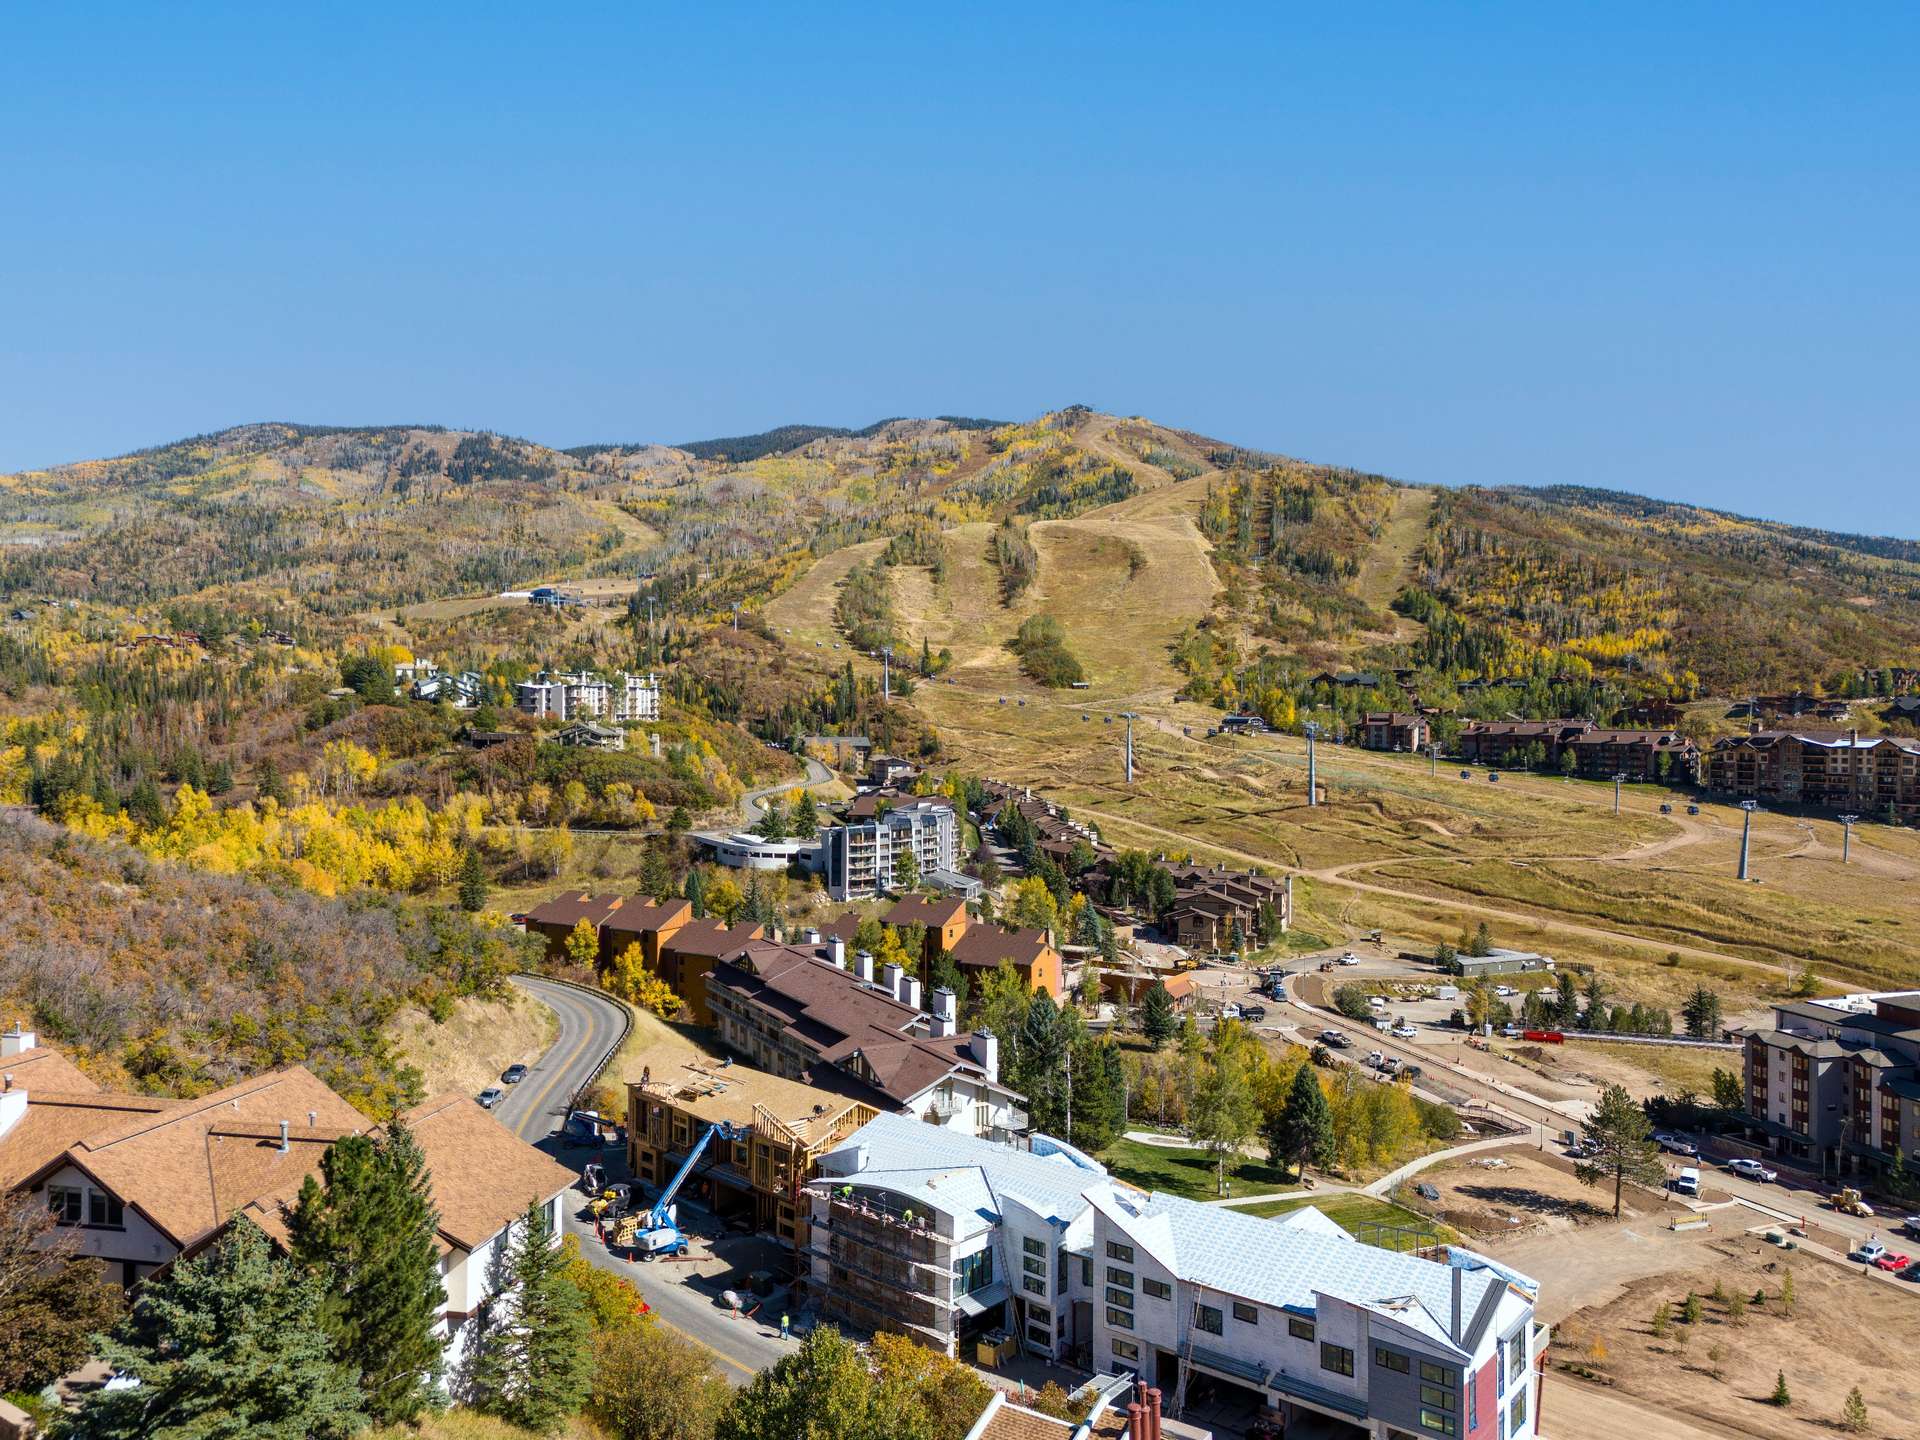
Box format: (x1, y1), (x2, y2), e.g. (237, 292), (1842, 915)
(1552, 1235), (1919, 1439)
(1417, 1146), (1666, 1242)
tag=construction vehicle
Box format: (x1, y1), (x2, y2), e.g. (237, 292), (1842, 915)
(1830, 1187), (1876, 1217)
(626, 1120), (740, 1258)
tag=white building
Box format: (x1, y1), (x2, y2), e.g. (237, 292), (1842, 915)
(808, 1113), (1546, 1439)
(823, 796), (959, 900)
(0, 1033), (575, 1378)
(516, 670), (660, 724)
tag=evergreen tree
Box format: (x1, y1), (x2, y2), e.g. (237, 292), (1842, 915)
(1841, 1385), (1868, 1432)
(1266, 1062), (1335, 1176)
(457, 846), (489, 912)
(72, 1218), (365, 1440)
(754, 797), (788, 842)
(288, 1123), (448, 1423)
(1770, 1370), (1791, 1408)
(1574, 1083), (1666, 1216)
(464, 1201), (593, 1431)
(1682, 984), (1723, 1039)
(790, 787), (819, 835)
(1140, 980), (1177, 1050)
(1014, 993), (1067, 1135)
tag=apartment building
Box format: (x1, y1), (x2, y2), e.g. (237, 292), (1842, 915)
(705, 938), (1027, 1140)
(1563, 728), (1697, 782)
(949, 924), (1065, 1000)
(807, 1114), (1546, 1440)
(515, 669), (661, 723)
(823, 795), (959, 900)
(1704, 729), (1920, 822)
(1456, 720), (1594, 768)
(627, 1058), (874, 1252)
(1156, 864), (1291, 953)
(1741, 991), (1920, 1177)
(0, 1029), (574, 1376)
(1359, 712), (1430, 753)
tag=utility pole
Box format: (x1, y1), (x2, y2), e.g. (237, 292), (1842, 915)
(1305, 722), (1320, 806)
(881, 646), (891, 700)
(1738, 800), (1758, 880)
(731, 601), (741, 631)
(1430, 744), (1438, 777)
(1613, 772), (1627, 817)
(1120, 711), (1139, 784)
(1839, 814), (1859, 864)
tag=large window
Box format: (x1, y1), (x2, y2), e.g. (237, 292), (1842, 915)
(1142, 1278), (1171, 1300)
(1419, 1410), (1458, 1437)
(87, 1191), (124, 1229)
(1288, 1316), (1316, 1342)
(1023, 1256), (1045, 1277)
(1509, 1390), (1527, 1433)
(1421, 1360), (1455, 1388)
(1023, 1236), (1046, 1257)
(1106, 1306), (1134, 1330)
(956, 1249), (994, 1295)
(1106, 1267), (1134, 1289)
(1506, 1330), (1526, 1376)
(1022, 1276), (1046, 1297)
(1107, 1241), (1135, 1264)
(1106, 1286), (1134, 1307)
(1421, 1383), (1456, 1412)
(1320, 1342), (1354, 1377)
(1374, 1346), (1409, 1374)
(1232, 1301), (1259, 1325)
(1112, 1338), (1140, 1362)
(48, 1186), (83, 1225)
(1193, 1304), (1223, 1336)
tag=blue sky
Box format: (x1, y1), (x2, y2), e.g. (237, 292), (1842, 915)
(3, 4), (1914, 534)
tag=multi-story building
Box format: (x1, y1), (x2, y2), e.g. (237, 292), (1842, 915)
(806, 1113), (1547, 1440)
(1563, 728), (1697, 782)
(0, 1029), (574, 1378)
(949, 924), (1065, 1000)
(823, 796), (959, 900)
(705, 937), (1026, 1141)
(515, 670), (661, 724)
(1359, 712), (1430, 753)
(627, 1058), (875, 1252)
(1456, 720), (1594, 768)
(1704, 729), (1920, 822)
(1740, 991), (1920, 1177)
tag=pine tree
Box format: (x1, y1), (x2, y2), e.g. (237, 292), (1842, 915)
(1574, 1083), (1666, 1216)
(458, 846), (489, 912)
(1266, 1062), (1336, 1176)
(289, 1123), (448, 1423)
(685, 867), (707, 919)
(1140, 980), (1177, 1049)
(1841, 1385), (1868, 1433)
(790, 787), (819, 835)
(1770, 1370), (1791, 1407)
(74, 1218), (365, 1440)
(465, 1200), (593, 1431)
(1682, 984), (1723, 1039)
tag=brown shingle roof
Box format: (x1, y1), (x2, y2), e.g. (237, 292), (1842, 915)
(949, 924), (1053, 972)
(2, 1045), (100, 1093)
(396, 1093), (579, 1251)
(0, 1091), (181, 1189)
(603, 897), (694, 941)
(660, 917), (765, 959)
(884, 895), (968, 930)
(525, 889), (626, 929)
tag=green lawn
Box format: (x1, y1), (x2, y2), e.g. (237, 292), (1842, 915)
(1233, 1192), (1458, 1247)
(1099, 1137), (1293, 1199)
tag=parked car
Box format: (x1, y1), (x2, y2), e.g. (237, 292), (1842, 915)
(1654, 1133), (1700, 1157)
(1904, 1215), (1920, 1239)
(1872, 1251), (1912, 1273)
(1390, 1022), (1418, 1039)
(1726, 1157), (1778, 1183)
(1367, 995), (1388, 1008)
(1319, 1029), (1351, 1048)
(1459, 770), (1472, 780)
(1366, 1050), (1386, 1068)
(1900, 1260), (1920, 1282)
(1339, 953), (1361, 966)
(477, 1087), (506, 1109)
(1854, 1240), (1887, 1264)
(502, 1063), (529, 1085)
(1241, 1004), (1268, 1022)
(1493, 985), (1517, 998)
(1671, 1167), (1701, 1198)
(1499, 1022), (1524, 1038)
(1381, 1056), (1403, 1075)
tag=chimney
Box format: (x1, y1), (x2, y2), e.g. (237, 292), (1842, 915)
(970, 1029), (999, 1083)
(278, 1120), (291, 1155)
(1850, 728), (1860, 745)
(932, 986), (956, 1022)
(829, 937), (846, 966)
(853, 950), (875, 983)
(882, 961), (904, 996)
(0, 1024), (35, 1058)
(802, 927), (822, 945)
(1125, 1404), (1143, 1439)
(1145, 1387), (1163, 1440)
(0, 1079), (24, 1140)
(308, 1110), (318, 1126)
(902, 976), (922, 1011)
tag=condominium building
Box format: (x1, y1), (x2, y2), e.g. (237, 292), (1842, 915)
(1741, 991), (1920, 1178)
(1360, 712), (1430, 753)
(823, 796), (959, 900)
(515, 669), (661, 723)
(806, 1114), (1547, 1439)
(1563, 728), (1697, 782)
(1704, 728), (1920, 822)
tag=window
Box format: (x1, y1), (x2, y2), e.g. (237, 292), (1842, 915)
(1143, 1278), (1171, 1300)
(1107, 1241), (1135, 1263)
(87, 1190), (124, 1229)
(1112, 1338), (1140, 1362)
(1506, 1331), (1526, 1376)
(1026, 1323), (1051, 1347)
(1509, 1390), (1526, 1432)
(1027, 1304), (1051, 1324)
(48, 1186), (83, 1225)
(1421, 1385), (1456, 1412)
(1023, 1276), (1046, 1297)
(1024, 1256), (1045, 1277)
(956, 1250), (994, 1295)
(1288, 1317), (1316, 1342)
(1193, 1304), (1223, 1336)
(1419, 1411), (1458, 1437)
(1023, 1236), (1045, 1257)
(1081, 1257), (1093, 1287)
(1106, 1286), (1134, 1307)
(1057, 1251), (1069, 1287)
(1320, 1342), (1354, 1377)
(1374, 1346), (1410, 1374)
(1106, 1267), (1134, 1288)
(1232, 1301), (1258, 1325)
(1106, 1306), (1134, 1330)
(1467, 1373), (1478, 1431)
(1421, 1361), (1455, 1387)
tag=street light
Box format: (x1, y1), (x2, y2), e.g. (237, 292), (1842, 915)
(1838, 814), (1859, 864)
(1738, 800), (1759, 880)
(1305, 722), (1320, 806)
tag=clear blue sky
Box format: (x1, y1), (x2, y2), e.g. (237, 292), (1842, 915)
(3, 4), (1915, 534)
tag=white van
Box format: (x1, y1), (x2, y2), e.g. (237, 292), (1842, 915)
(1672, 1167), (1701, 1198)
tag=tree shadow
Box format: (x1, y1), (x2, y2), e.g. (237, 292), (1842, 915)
(1456, 1183), (1610, 1221)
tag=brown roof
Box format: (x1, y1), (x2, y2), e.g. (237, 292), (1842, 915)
(846, 792), (954, 820)
(2, 1045), (100, 1093)
(949, 924), (1054, 971)
(660, 916), (766, 960)
(1363, 712), (1425, 726)
(821, 911), (866, 944)
(0, 1091), (181, 1189)
(603, 897), (694, 940)
(883, 895), (968, 930)
(525, 889), (625, 929)
(1568, 729), (1692, 748)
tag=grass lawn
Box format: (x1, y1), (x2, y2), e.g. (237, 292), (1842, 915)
(1099, 1137), (1292, 1200)
(1234, 1192), (1457, 1246)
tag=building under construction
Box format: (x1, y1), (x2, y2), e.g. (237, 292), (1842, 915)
(626, 1060), (875, 1252)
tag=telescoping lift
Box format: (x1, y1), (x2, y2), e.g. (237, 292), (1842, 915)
(622, 1120), (740, 1259)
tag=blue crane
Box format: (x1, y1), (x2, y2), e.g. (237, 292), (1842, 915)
(629, 1119), (740, 1258)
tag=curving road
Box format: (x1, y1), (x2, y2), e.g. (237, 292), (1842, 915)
(738, 755), (835, 825)
(497, 975), (629, 1143)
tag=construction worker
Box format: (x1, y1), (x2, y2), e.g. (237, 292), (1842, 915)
(780, 1312), (791, 1340)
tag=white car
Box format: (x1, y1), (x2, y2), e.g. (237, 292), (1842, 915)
(1726, 1158), (1778, 1183)
(1855, 1240), (1887, 1265)
(1493, 985), (1517, 998)
(1339, 954), (1361, 966)
(1390, 1022), (1418, 1040)
(1654, 1133), (1699, 1157)
(1367, 995), (1388, 1008)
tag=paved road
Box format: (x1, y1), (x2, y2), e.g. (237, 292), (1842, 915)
(505, 974), (789, 1384)
(739, 755), (834, 824)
